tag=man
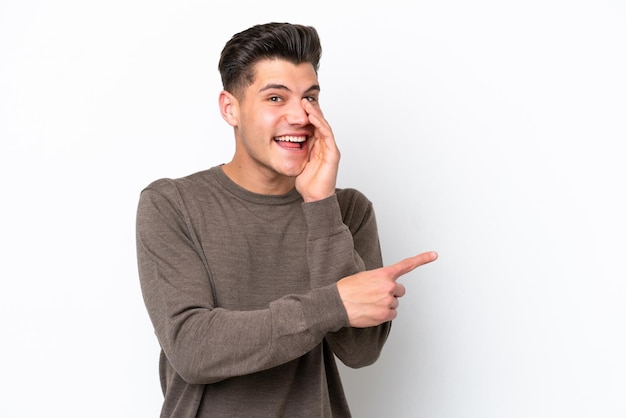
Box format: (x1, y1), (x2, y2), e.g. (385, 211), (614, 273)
(136, 22), (437, 417)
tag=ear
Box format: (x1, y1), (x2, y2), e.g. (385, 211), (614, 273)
(219, 90), (239, 127)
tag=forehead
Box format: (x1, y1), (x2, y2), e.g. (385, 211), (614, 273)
(249, 58), (318, 90)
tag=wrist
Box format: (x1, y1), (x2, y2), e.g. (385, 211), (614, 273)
(301, 194), (346, 240)
(301, 192), (335, 203)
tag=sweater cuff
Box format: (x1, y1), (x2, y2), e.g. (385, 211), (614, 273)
(302, 284), (350, 335)
(271, 283), (349, 340)
(301, 195), (348, 241)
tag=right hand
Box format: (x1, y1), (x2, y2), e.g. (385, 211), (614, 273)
(337, 251), (438, 328)
(295, 99), (340, 203)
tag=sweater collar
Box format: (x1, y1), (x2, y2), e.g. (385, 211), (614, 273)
(211, 165), (303, 205)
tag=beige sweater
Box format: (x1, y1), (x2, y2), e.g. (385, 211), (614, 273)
(136, 166), (390, 417)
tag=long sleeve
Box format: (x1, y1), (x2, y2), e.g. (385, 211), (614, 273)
(302, 189), (391, 368)
(136, 184), (350, 385)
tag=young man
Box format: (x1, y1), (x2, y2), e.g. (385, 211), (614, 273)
(136, 22), (437, 417)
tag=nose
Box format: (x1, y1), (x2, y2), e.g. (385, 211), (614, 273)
(285, 100), (309, 126)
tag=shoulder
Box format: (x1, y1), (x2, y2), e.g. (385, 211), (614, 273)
(141, 168), (216, 197)
(137, 168), (219, 219)
(335, 187), (376, 225)
(336, 187), (373, 211)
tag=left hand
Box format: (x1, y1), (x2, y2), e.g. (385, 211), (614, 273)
(295, 99), (340, 202)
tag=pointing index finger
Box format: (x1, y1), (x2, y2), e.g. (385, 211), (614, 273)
(389, 251), (438, 281)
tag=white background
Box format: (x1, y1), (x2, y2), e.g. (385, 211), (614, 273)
(1, 1), (625, 417)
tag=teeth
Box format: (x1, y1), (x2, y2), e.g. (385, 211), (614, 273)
(275, 135), (306, 143)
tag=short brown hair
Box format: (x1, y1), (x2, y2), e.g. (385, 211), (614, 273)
(218, 22), (322, 98)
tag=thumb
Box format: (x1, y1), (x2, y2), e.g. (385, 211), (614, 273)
(387, 251), (438, 281)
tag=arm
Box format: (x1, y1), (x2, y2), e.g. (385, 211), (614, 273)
(294, 99), (391, 367)
(295, 99), (438, 367)
(136, 186), (349, 385)
(302, 190), (391, 368)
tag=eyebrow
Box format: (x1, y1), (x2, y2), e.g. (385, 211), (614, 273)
(259, 83), (321, 94)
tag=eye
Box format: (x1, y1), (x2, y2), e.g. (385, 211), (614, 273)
(269, 96), (283, 103)
(304, 96), (318, 103)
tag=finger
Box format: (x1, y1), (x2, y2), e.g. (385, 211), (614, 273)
(394, 283), (406, 298)
(302, 98), (325, 118)
(388, 251), (438, 281)
(302, 100), (333, 138)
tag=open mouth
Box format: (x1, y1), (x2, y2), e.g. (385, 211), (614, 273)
(274, 135), (307, 150)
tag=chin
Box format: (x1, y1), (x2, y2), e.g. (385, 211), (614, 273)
(276, 162), (307, 178)
(281, 168), (305, 178)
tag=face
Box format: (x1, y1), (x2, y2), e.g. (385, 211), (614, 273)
(221, 59), (321, 193)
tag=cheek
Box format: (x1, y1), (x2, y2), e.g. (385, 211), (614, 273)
(259, 110), (281, 128)
(240, 104), (283, 134)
